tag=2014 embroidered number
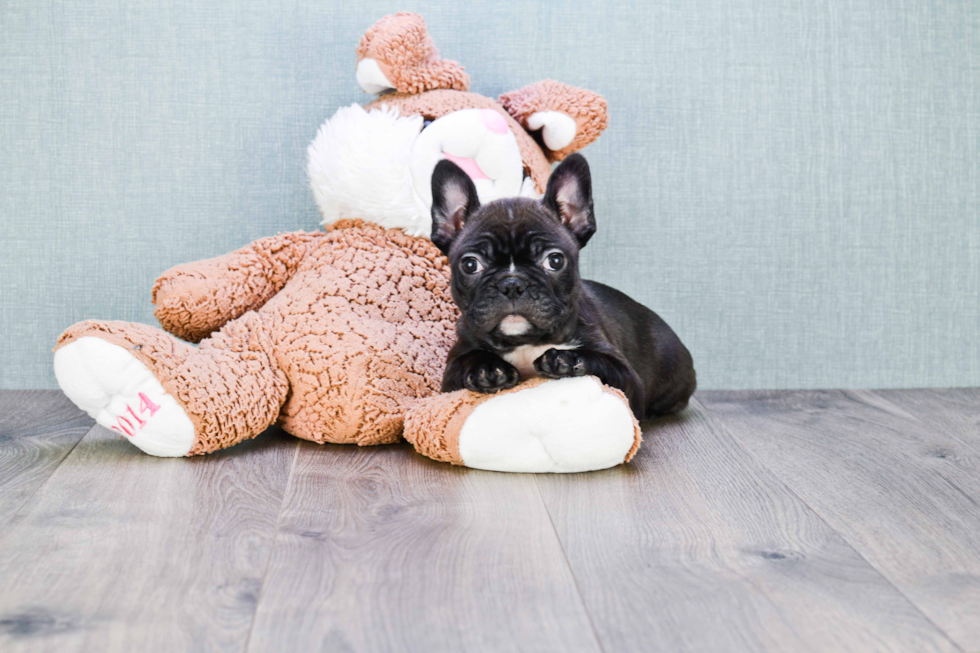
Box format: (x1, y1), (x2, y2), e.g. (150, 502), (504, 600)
(109, 392), (161, 437)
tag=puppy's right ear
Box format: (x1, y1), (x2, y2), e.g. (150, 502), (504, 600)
(543, 153), (596, 248)
(430, 159), (480, 254)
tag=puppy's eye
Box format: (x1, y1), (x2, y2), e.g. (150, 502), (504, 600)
(543, 252), (565, 272)
(460, 256), (483, 275)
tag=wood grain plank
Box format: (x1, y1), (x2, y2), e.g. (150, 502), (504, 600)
(535, 398), (958, 653)
(0, 424), (296, 652)
(0, 391), (93, 532)
(872, 388), (979, 455)
(700, 389), (980, 649)
(246, 441), (601, 653)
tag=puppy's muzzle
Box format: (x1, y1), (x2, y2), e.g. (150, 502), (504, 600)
(497, 275), (526, 299)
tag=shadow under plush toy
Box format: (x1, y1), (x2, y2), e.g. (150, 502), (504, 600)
(53, 12), (641, 472)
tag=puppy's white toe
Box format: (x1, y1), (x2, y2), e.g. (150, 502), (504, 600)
(54, 337), (195, 457)
(458, 376), (637, 473)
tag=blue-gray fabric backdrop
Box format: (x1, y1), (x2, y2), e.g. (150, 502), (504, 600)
(2, 0), (978, 390)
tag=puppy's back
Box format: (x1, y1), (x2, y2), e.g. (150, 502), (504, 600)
(582, 280), (696, 416)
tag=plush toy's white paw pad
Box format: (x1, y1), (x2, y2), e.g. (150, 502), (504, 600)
(458, 377), (636, 473)
(54, 337), (195, 457)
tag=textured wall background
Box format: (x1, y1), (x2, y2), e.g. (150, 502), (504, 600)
(2, 0), (978, 390)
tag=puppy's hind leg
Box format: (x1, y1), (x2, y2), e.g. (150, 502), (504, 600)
(644, 367), (697, 418)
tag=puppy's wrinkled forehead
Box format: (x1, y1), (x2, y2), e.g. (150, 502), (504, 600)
(456, 198), (576, 262)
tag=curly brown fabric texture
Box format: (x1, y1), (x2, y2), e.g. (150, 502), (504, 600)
(403, 387), (481, 465)
(356, 12), (470, 94)
(153, 231), (320, 343)
(58, 222), (458, 455)
(55, 316), (289, 455)
(269, 221), (457, 446)
(498, 80), (610, 162)
(366, 90), (554, 194)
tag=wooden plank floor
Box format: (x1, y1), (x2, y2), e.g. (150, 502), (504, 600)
(0, 389), (976, 652)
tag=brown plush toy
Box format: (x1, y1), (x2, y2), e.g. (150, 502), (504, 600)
(53, 13), (640, 473)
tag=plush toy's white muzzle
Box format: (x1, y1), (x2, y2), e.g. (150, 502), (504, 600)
(307, 104), (531, 238)
(410, 108), (525, 207)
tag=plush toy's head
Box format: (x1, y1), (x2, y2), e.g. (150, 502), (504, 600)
(308, 13), (609, 238)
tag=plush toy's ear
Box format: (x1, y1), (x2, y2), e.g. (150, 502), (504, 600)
(542, 153), (596, 248)
(499, 80), (609, 162)
(356, 12), (470, 95)
(431, 159), (481, 254)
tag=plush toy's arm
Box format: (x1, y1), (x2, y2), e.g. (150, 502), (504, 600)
(152, 231), (320, 342)
(404, 376), (641, 473)
(498, 80), (609, 162)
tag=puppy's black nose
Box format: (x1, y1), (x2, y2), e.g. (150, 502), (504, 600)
(497, 276), (527, 298)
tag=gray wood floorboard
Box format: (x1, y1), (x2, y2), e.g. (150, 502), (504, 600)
(0, 423), (296, 653)
(1, 389), (977, 653)
(0, 391), (93, 533)
(535, 398), (959, 653)
(245, 441), (601, 653)
(873, 388), (979, 455)
(700, 389), (980, 650)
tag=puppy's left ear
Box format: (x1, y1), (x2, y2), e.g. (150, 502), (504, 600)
(431, 159), (481, 254)
(543, 153), (596, 247)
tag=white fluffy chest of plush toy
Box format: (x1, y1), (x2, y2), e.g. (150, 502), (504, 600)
(307, 104), (538, 238)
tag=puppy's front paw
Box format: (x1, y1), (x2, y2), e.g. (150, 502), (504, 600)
(463, 356), (521, 394)
(534, 349), (586, 378)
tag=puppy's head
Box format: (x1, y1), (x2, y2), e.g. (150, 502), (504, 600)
(430, 153), (596, 348)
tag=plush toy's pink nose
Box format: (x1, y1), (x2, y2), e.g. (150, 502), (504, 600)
(481, 109), (509, 135)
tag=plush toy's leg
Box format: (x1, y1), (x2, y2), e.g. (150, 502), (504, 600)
(404, 376), (641, 473)
(54, 313), (288, 457)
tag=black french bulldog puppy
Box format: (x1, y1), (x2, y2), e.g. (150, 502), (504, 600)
(430, 153), (696, 419)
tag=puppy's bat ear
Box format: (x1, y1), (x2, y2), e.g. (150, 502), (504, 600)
(543, 153), (596, 248)
(431, 159), (480, 254)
